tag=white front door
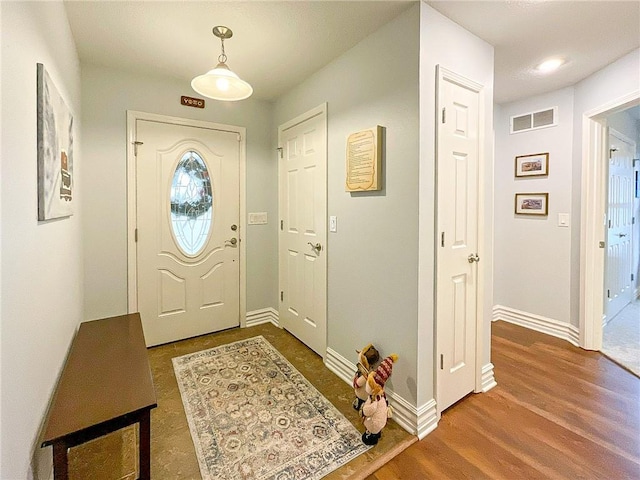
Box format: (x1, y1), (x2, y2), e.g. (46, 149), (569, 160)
(436, 67), (481, 412)
(605, 129), (635, 322)
(135, 119), (241, 346)
(278, 105), (327, 357)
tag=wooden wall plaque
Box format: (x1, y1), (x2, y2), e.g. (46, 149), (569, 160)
(346, 126), (382, 192)
(181, 96), (205, 109)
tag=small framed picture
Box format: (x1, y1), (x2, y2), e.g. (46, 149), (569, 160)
(515, 153), (549, 177)
(515, 193), (548, 216)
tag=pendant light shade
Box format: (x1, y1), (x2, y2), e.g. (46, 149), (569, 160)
(191, 26), (253, 101)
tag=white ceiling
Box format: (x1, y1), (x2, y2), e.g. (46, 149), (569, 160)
(64, 1), (640, 104)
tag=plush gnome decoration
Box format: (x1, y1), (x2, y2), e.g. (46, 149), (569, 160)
(352, 344), (380, 411)
(361, 354), (398, 445)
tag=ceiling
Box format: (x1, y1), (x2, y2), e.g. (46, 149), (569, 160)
(64, 1), (640, 105)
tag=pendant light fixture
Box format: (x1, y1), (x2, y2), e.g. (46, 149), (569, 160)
(191, 26), (253, 101)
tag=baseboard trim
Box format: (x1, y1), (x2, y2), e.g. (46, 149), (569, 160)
(246, 308), (279, 328)
(415, 398), (438, 440)
(324, 348), (435, 438)
(324, 347), (354, 385)
(493, 305), (579, 347)
(480, 362), (497, 393)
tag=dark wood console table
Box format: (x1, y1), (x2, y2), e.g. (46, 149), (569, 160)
(41, 313), (157, 480)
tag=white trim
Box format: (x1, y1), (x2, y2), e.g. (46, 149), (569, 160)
(480, 362), (497, 393)
(435, 65), (487, 413)
(125, 111), (247, 327)
(415, 398), (438, 440)
(246, 308), (279, 328)
(580, 91), (640, 350)
(324, 347), (354, 385)
(493, 305), (580, 347)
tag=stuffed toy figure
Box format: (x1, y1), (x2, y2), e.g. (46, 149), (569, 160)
(361, 354), (398, 445)
(352, 344), (380, 411)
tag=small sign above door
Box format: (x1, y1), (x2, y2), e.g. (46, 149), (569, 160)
(181, 96), (205, 109)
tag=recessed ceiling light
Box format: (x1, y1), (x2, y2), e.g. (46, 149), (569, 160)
(536, 57), (565, 73)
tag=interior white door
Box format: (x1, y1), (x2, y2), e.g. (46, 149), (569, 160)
(605, 129), (635, 322)
(436, 67), (481, 412)
(136, 119), (240, 346)
(278, 105), (327, 356)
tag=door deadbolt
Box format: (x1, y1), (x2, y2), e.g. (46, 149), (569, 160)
(231, 224), (238, 231)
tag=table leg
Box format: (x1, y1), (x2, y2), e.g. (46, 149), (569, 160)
(139, 410), (151, 480)
(52, 441), (69, 480)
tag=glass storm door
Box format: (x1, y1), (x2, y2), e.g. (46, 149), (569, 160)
(135, 119), (240, 346)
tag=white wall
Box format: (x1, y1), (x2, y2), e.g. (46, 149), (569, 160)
(274, 5), (420, 404)
(1, 2), (83, 478)
(418, 2), (495, 407)
(81, 65), (277, 320)
(494, 87), (575, 322)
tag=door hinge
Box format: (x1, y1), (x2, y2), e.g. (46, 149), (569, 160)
(134, 228), (138, 242)
(609, 147), (618, 159)
(280, 291), (284, 302)
(277, 147), (283, 159)
(440, 354), (444, 370)
(132, 141), (143, 156)
(280, 220), (284, 231)
(608, 219), (612, 228)
(632, 274), (635, 282)
(442, 108), (446, 124)
(441, 232), (445, 247)
(633, 216), (636, 225)
(607, 289), (610, 298)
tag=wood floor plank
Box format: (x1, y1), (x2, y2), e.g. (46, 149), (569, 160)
(367, 321), (640, 480)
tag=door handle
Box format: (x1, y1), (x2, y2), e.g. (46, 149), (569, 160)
(226, 237), (238, 246)
(616, 233), (627, 238)
(308, 242), (322, 252)
(468, 253), (480, 263)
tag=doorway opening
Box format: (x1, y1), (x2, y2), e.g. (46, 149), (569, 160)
(601, 110), (640, 376)
(580, 96), (640, 369)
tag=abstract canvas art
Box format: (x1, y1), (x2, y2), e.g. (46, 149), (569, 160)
(37, 63), (74, 220)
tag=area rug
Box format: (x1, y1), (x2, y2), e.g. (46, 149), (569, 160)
(172, 336), (370, 480)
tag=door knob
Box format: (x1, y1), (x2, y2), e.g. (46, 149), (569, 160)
(226, 237), (238, 246)
(468, 253), (480, 263)
(308, 242), (322, 252)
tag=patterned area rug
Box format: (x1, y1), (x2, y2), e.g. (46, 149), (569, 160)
(172, 336), (370, 479)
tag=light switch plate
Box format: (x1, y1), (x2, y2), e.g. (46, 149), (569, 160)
(248, 212), (268, 225)
(558, 213), (569, 227)
(329, 216), (337, 233)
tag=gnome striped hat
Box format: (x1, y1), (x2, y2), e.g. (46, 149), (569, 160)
(373, 354), (398, 386)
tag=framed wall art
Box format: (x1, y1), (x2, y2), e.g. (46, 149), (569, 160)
(37, 63), (74, 221)
(515, 152), (549, 177)
(515, 192), (548, 216)
(345, 126), (383, 192)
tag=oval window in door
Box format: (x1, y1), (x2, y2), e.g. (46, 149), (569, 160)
(170, 150), (213, 256)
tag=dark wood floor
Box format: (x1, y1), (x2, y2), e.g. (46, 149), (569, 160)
(367, 321), (640, 480)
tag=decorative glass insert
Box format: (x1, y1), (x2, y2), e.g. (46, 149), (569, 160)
(170, 151), (213, 255)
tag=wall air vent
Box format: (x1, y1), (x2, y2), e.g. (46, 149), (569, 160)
(510, 107), (558, 134)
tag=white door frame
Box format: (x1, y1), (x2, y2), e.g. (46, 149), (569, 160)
(580, 92), (639, 350)
(434, 66), (487, 413)
(126, 110), (247, 326)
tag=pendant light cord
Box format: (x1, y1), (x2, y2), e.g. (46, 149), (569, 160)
(218, 38), (227, 64)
